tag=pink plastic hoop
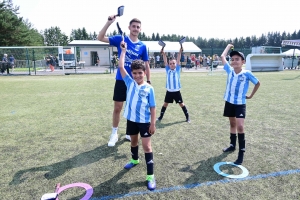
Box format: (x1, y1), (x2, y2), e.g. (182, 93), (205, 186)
(57, 182), (93, 200)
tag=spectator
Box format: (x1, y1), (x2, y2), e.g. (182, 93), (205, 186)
(186, 56), (191, 70)
(49, 55), (55, 72)
(1, 53), (9, 74)
(206, 56), (211, 70)
(203, 54), (207, 69)
(112, 54), (117, 68)
(9, 55), (15, 72)
(156, 54), (160, 68)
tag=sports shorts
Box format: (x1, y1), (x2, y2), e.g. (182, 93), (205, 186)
(126, 120), (151, 138)
(164, 91), (183, 104)
(223, 101), (246, 118)
(113, 80), (127, 102)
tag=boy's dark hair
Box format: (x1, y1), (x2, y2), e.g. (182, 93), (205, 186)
(169, 56), (176, 61)
(129, 18), (141, 25)
(131, 59), (145, 71)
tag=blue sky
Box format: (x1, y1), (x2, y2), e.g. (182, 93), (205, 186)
(13, 0), (300, 39)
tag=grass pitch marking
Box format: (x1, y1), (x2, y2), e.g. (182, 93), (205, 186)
(213, 162), (249, 179)
(90, 168), (300, 200)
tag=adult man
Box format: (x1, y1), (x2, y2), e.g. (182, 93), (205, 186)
(155, 54), (160, 68)
(97, 16), (151, 147)
(1, 54), (9, 74)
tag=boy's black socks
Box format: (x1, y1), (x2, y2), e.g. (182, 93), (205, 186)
(234, 150), (244, 165)
(145, 152), (154, 175)
(158, 106), (167, 119)
(237, 133), (245, 151)
(181, 106), (189, 119)
(234, 133), (245, 165)
(223, 133), (237, 152)
(131, 145), (139, 160)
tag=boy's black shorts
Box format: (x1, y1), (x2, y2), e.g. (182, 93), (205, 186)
(113, 80), (127, 102)
(126, 120), (151, 138)
(164, 91), (183, 104)
(223, 101), (246, 118)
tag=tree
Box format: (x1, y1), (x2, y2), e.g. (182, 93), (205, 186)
(155, 33), (160, 41)
(44, 26), (69, 46)
(0, 0), (43, 46)
(151, 33), (155, 41)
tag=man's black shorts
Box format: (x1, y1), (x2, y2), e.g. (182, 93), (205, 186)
(113, 80), (127, 102)
(223, 101), (246, 118)
(126, 120), (151, 138)
(164, 91), (183, 104)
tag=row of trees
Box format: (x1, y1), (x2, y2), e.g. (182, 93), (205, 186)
(1, 0), (300, 49)
(0, 0), (43, 46)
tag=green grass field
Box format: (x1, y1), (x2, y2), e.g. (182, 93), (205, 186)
(1, 70), (300, 200)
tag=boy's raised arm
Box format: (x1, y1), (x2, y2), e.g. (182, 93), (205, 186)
(119, 41), (128, 79)
(221, 44), (233, 65)
(177, 48), (182, 64)
(161, 49), (168, 66)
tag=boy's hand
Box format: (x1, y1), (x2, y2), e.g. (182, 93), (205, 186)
(120, 41), (127, 51)
(149, 124), (156, 135)
(227, 44), (234, 49)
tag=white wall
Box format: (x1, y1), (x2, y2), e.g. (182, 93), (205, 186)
(79, 47), (116, 66)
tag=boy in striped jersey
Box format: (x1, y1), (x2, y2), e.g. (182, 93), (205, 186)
(119, 41), (157, 190)
(157, 48), (190, 123)
(220, 44), (260, 165)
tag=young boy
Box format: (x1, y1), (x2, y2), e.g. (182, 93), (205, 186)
(118, 41), (157, 190)
(157, 47), (190, 123)
(220, 44), (260, 165)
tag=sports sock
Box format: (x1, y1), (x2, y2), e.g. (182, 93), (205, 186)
(112, 127), (118, 135)
(181, 105), (189, 119)
(238, 133), (245, 151)
(159, 106), (167, 119)
(145, 152), (154, 175)
(230, 133), (237, 147)
(234, 133), (245, 165)
(131, 146), (139, 160)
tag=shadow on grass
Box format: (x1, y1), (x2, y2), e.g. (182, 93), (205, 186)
(156, 120), (186, 128)
(9, 140), (127, 185)
(282, 74), (300, 80)
(179, 152), (234, 185)
(88, 170), (146, 199)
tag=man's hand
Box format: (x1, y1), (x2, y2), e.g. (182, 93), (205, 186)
(107, 15), (116, 24)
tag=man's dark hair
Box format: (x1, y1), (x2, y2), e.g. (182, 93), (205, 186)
(129, 18), (141, 25)
(131, 59), (145, 71)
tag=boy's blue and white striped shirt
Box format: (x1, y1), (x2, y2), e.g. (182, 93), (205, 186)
(123, 74), (156, 123)
(165, 65), (181, 92)
(223, 62), (259, 105)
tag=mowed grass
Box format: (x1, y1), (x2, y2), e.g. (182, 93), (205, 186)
(0, 70), (300, 200)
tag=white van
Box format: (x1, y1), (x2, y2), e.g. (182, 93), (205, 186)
(58, 47), (76, 68)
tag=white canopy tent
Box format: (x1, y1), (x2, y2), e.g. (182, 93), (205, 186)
(142, 41), (201, 53)
(282, 49), (300, 56)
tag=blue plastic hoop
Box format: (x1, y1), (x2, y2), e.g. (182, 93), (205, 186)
(213, 162), (249, 179)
